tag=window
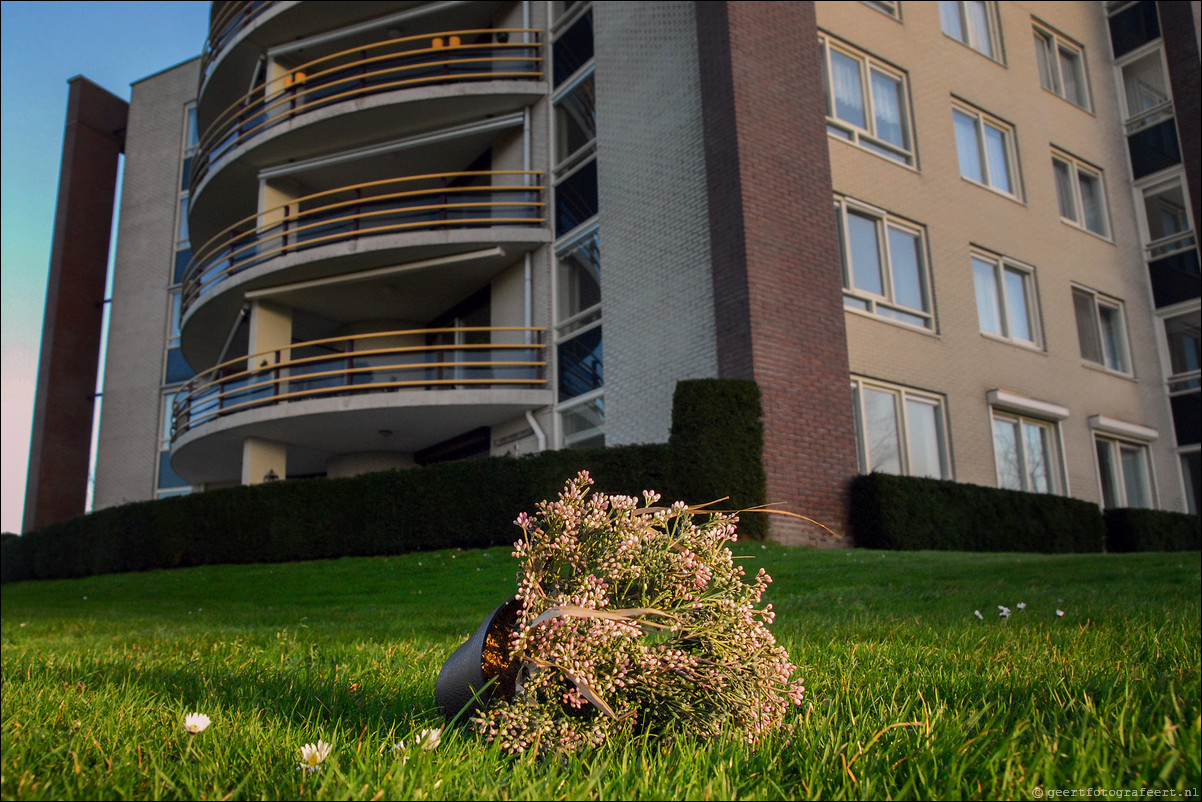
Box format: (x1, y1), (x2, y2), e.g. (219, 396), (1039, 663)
(835, 198), (932, 329)
(1138, 175), (1195, 259)
(560, 394), (604, 449)
(157, 391), (192, 497)
(851, 378), (949, 479)
(953, 105), (1018, 196)
(1052, 153), (1109, 237)
(1073, 287), (1131, 373)
(1095, 436), (1154, 508)
(1117, 47), (1171, 131)
(164, 290), (195, 385)
(1181, 449), (1200, 515)
(1033, 24), (1089, 109)
(1163, 309), (1201, 393)
(973, 253), (1039, 346)
(820, 36), (914, 165)
(991, 411), (1062, 493)
(940, 1), (1000, 60)
(862, 1), (900, 19)
(174, 105), (198, 285)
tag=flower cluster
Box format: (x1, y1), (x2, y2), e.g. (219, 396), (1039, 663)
(472, 472), (805, 755)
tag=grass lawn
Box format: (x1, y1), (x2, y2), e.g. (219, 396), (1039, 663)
(1, 544), (1198, 800)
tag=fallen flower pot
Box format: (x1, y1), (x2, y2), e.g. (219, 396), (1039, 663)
(435, 595), (522, 723)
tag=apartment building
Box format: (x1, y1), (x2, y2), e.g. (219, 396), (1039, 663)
(25, 1), (1200, 542)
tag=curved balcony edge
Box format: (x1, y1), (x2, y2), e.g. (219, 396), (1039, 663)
(170, 385), (553, 485)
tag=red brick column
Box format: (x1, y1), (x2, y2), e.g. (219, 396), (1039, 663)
(23, 78), (128, 532)
(697, 1), (858, 545)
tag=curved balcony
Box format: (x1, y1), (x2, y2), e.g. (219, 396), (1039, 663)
(174, 326), (546, 440)
(181, 171), (545, 318)
(201, 1), (277, 83)
(191, 28), (543, 194)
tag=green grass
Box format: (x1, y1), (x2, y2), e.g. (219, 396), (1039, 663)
(2, 546), (1198, 800)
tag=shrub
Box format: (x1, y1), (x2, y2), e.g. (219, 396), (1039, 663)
(1104, 508), (1201, 552)
(669, 379), (767, 539)
(849, 473), (1105, 553)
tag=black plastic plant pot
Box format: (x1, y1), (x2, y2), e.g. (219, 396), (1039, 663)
(435, 596), (522, 724)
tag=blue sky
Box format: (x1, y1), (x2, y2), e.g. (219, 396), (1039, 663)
(1, 1), (210, 532)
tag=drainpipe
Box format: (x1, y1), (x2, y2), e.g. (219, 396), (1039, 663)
(525, 409), (547, 452)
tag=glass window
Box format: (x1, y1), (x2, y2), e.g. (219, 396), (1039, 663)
(1118, 49), (1171, 131)
(1180, 449), (1200, 515)
(1139, 176), (1195, 258)
(862, 1), (900, 18)
(941, 1), (999, 59)
(553, 7), (593, 87)
(1095, 436), (1154, 508)
(557, 229), (601, 327)
(851, 378), (949, 479)
(820, 37), (913, 165)
(992, 412), (1061, 493)
(973, 254), (1039, 346)
(555, 158), (597, 237)
(557, 323), (602, 402)
(560, 394), (604, 449)
(1053, 153), (1109, 237)
(1163, 310), (1201, 393)
(836, 198), (932, 329)
(1034, 25), (1089, 109)
(954, 106), (1017, 196)
(554, 72), (596, 168)
(1073, 287), (1131, 373)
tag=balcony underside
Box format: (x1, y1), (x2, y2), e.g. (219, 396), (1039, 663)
(190, 82), (546, 248)
(171, 386), (552, 485)
(179, 228), (548, 370)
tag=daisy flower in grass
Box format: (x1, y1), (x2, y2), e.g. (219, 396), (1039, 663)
(298, 740), (332, 773)
(184, 713), (211, 734)
(419, 728), (442, 750)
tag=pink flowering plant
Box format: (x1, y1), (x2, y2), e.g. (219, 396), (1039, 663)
(471, 472), (806, 755)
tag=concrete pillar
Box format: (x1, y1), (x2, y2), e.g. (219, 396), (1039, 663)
(242, 437), (288, 485)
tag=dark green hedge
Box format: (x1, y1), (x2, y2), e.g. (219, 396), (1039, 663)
(848, 472), (1106, 553)
(3, 377), (771, 583)
(669, 378), (767, 539)
(1104, 508), (1201, 552)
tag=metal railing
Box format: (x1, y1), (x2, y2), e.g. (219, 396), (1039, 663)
(180, 170), (545, 314)
(200, 2), (276, 83)
(172, 326), (546, 439)
(192, 28), (543, 190)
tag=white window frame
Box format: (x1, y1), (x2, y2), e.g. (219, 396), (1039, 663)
(819, 35), (915, 166)
(1033, 22), (1091, 110)
(1178, 446), (1200, 516)
(953, 103), (1021, 198)
(156, 390), (193, 498)
(1135, 171), (1196, 260)
(1072, 285), (1132, 375)
(851, 377), (951, 479)
(1156, 302), (1201, 395)
(989, 407), (1066, 495)
(940, 1), (1002, 61)
(862, 1), (900, 20)
(972, 251), (1041, 348)
(1090, 417), (1158, 509)
(557, 388), (604, 449)
(1052, 151), (1110, 238)
(835, 197), (933, 330)
(1113, 42), (1174, 135)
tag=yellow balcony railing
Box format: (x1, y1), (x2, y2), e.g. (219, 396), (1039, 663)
(192, 28), (543, 190)
(180, 171), (545, 314)
(201, 2), (276, 82)
(172, 327), (547, 439)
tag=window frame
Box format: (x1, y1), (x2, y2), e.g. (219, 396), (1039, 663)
(989, 408), (1066, 495)
(1113, 42), (1173, 135)
(953, 103), (1021, 199)
(834, 197), (934, 330)
(1033, 22), (1091, 110)
(851, 377), (951, 479)
(972, 251), (1042, 348)
(819, 34), (916, 167)
(557, 389), (604, 449)
(862, 1), (901, 20)
(1093, 433), (1156, 509)
(1072, 285), (1133, 375)
(940, 1), (1003, 61)
(1052, 150), (1110, 238)
(1135, 171), (1197, 259)
(1156, 304), (1201, 395)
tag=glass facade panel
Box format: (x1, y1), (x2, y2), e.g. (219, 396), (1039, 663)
(863, 387), (902, 475)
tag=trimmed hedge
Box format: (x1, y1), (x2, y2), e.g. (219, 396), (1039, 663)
(2, 377), (770, 583)
(669, 379), (767, 539)
(1104, 508), (1202, 552)
(849, 472), (1106, 553)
